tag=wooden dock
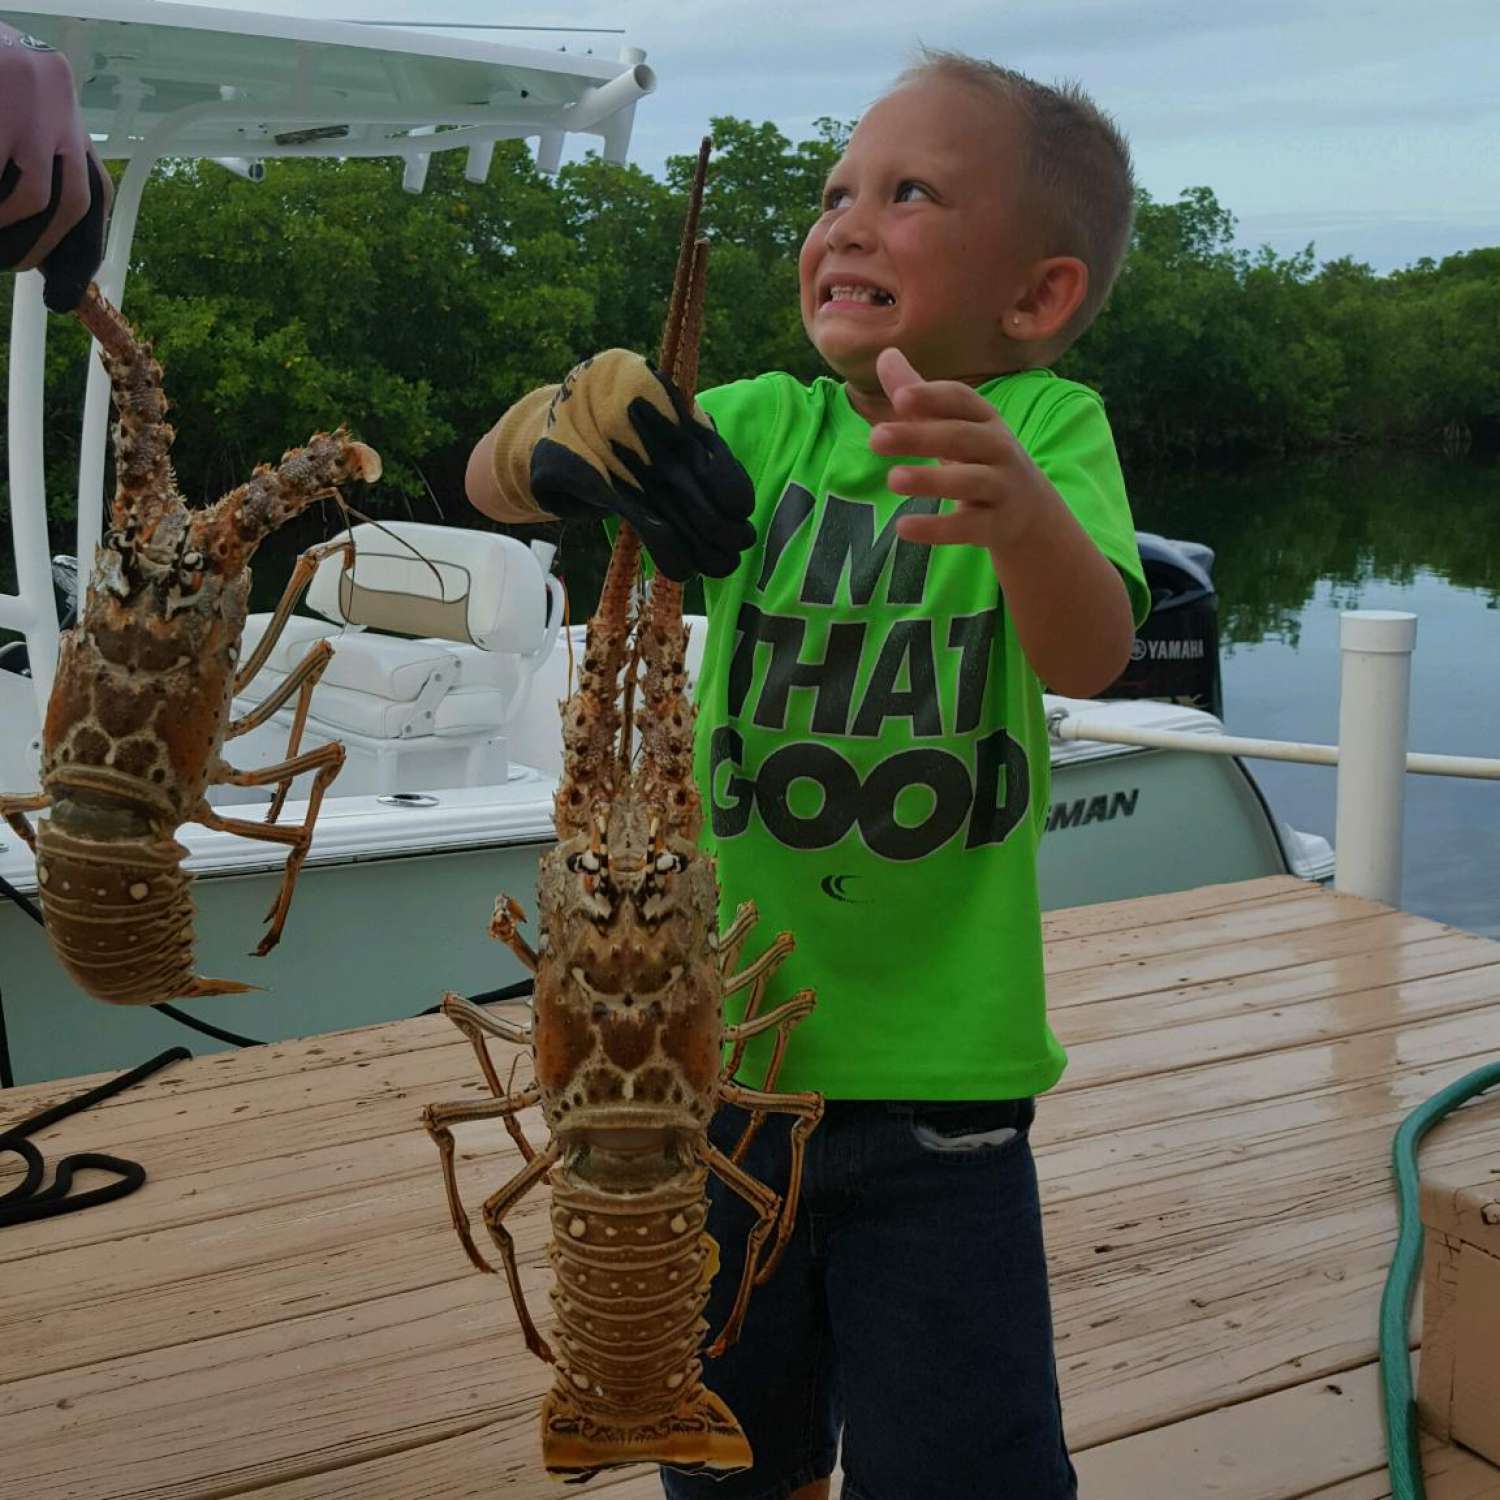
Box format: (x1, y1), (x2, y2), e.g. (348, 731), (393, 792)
(3, 875), (1500, 1497)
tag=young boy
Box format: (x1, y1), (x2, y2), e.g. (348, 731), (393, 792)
(467, 50), (1148, 1500)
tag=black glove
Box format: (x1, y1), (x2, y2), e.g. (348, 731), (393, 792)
(528, 354), (756, 583)
(40, 154), (110, 313)
(0, 154), (111, 313)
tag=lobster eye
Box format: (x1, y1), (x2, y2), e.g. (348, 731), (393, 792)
(654, 852), (682, 874)
(568, 849), (602, 874)
(181, 551), (203, 570)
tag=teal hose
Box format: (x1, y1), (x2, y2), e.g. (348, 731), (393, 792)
(1379, 1061), (1500, 1500)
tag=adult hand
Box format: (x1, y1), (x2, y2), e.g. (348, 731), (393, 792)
(869, 347), (1055, 554)
(0, 23), (113, 311)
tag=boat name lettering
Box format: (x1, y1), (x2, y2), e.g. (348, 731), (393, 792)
(1047, 789), (1141, 832)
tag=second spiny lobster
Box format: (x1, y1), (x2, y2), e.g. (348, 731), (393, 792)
(421, 143), (823, 1479)
(0, 288), (380, 1005)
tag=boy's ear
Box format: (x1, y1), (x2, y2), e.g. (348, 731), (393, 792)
(1009, 257), (1089, 344)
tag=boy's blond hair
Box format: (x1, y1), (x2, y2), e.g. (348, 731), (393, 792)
(895, 50), (1135, 346)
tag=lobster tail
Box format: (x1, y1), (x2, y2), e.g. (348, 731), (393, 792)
(33, 820), (252, 1005)
(541, 1166), (751, 1476)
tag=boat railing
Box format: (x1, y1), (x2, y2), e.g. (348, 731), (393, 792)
(1048, 610), (1500, 908)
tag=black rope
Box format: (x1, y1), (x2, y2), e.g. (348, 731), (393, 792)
(151, 1004), (265, 1049)
(420, 977), (535, 1015)
(0, 869), (46, 1091)
(0, 1046), (191, 1227)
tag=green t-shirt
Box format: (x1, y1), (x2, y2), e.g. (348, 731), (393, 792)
(680, 370), (1147, 1100)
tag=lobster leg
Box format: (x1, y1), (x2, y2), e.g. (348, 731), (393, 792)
(697, 1138), (782, 1359)
(717, 900), (760, 977)
(488, 894), (539, 973)
(719, 930), (805, 1165)
(721, 929), (795, 1019)
(718, 1079), (823, 1288)
(722, 988), (817, 1094)
(423, 1083), (546, 1273)
(197, 739), (345, 954)
(233, 537), (351, 692)
(438, 991), (537, 1163)
(227, 639), (334, 739)
(0, 792), (49, 852)
(477, 1138), (561, 1364)
(227, 639), (337, 825)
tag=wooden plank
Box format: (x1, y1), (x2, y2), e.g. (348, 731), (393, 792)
(1038, 1053), (1500, 1208)
(1074, 1360), (1500, 1499)
(1074, 1361), (1386, 1498)
(1044, 889), (1402, 979)
(1049, 911), (1448, 1009)
(1055, 931), (1497, 1043)
(1045, 1008), (1500, 1134)
(0, 1279), (554, 1500)
(1040, 875), (1317, 941)
(1060, 960), (1500, 1090)
(1304, 1439), (1500, 1499)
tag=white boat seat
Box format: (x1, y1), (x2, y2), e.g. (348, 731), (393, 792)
(414, 638), (522, 695)
(238, 613), (343, 682)
(306, 521), (551, 655)
(235, 523), (562, 767)
(246, 674), (507, 740)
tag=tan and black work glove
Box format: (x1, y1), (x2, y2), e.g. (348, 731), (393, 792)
(491, 349), (755, 583)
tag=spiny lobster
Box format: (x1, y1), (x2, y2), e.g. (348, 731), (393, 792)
(421, 142), (823, 1480)
(0, 287), (380, 1005)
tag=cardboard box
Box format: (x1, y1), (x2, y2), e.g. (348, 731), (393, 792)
(1418, 1163), (1500, 1465)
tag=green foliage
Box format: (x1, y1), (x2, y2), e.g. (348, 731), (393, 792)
(3, 120), (1497, 579)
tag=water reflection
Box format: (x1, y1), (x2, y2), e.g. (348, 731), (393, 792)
(1130, 453), (1500, 649)
(1131, 453), (1499, 941)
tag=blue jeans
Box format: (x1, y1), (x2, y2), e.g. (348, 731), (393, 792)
(660, 1098), (1076, 1500)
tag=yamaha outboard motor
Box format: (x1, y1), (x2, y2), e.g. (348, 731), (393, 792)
(1102, 532), (1222, 719)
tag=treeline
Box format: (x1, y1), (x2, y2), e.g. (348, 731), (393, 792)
(1, 114), (1496, 530)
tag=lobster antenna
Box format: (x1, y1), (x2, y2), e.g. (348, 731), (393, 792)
(657, 136), (712, 383)
(672, 238), (710, 401)
(611, 135), (712, 777)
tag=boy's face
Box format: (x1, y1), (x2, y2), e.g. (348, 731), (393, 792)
(800, 80), (1040, 393)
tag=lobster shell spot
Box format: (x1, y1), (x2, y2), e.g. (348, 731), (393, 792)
(659, 984), (721, 1094)
(109, 736), (162, 780)
(92, 614), (188, 674)
(534, 994), (597, 1091)
(597, 1010), (659, 1073)
(94, 675), (163, 738)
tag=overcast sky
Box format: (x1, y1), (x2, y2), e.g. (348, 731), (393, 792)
(195, 0), (1499, 271)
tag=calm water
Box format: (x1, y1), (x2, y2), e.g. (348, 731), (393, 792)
(6, 453), (1497, 935)
(1130, 453), (1499, 940)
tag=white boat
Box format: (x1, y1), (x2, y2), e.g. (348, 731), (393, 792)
(0, 3), (1330, 1087)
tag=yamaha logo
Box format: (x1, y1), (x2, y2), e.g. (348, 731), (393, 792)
(1129, 637), (1208, 663)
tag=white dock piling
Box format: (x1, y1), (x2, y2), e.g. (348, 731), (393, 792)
(1333, 610), (1418, 906)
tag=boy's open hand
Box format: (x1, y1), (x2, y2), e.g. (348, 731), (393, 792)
(870, 348), (1051, 553)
